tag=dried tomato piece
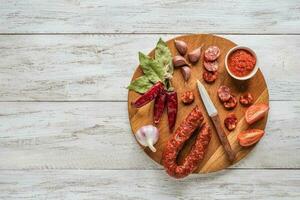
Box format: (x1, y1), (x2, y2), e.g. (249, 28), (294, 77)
(223, 95), (237, 110)
(203, 71), (218, 83)
(239, 92), (254, 106)
(224, 113), (238, 131)
(181, 91), (195, 105)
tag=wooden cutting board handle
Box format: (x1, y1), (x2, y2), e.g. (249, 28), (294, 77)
(211, 114), (236, 162)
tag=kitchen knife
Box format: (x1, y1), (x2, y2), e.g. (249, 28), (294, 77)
(196, 80), (236, 162)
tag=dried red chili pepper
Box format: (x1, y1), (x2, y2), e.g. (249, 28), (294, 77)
(166, 91), (178, 131)
(153, 89), (167, 124)
(132, 82), (163, 108)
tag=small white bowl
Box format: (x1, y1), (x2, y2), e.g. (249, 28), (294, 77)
(225, 46), (258, 81)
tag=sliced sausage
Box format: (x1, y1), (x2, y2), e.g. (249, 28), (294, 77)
(224, 113), (238, 131)
(239, 92), (254, 106)
(223, 95), (237, 110)
(181, 91), (195, 105)
(203, 71), (218, 83)
(204, 46), (220, 61)
(217, 85), (231, 102)
(203, 60), (218, 72)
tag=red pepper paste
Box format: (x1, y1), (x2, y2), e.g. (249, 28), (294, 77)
(228, 49), (256, 77)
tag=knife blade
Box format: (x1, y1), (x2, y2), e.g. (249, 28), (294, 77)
(196, 80), (236, 162)
(196, 80), (217, 117)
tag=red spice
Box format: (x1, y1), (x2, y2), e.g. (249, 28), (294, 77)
(228, 49), (256, 77)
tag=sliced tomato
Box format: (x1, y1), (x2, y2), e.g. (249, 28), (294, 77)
(245, 104), (269, 125)
(237, 129), (264, 147)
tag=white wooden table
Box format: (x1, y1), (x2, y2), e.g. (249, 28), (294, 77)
(0, 1), (299, 199)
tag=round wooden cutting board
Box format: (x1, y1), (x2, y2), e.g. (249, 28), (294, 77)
(128, 34), (269, 173)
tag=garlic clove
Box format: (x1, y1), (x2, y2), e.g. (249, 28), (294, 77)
(135, 125), (159, 152)
(188, 46), (202, 63)
(174, 40), (188, 55)
(181, 66), (191, 82)
(172, 55), (189, 68)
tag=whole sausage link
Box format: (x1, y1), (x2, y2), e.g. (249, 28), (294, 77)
(176, 123), (211, 178)
(162, 106), (211, 178)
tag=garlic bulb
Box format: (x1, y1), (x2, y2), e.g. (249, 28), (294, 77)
(135, 125), (159, 152)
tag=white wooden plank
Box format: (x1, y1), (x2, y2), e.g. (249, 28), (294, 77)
(0, 34), (299, 101)
(0, 169), (299, 200)
(0, 0), (300, 34)
(0, 101), (299, 170)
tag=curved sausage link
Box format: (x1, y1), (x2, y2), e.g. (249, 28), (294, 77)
(162, 106), (211, 178)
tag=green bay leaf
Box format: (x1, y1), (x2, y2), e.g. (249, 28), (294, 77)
(127, 76), (153, 94)
(155, 38), (173, 79)
(139, 52), (165, 83)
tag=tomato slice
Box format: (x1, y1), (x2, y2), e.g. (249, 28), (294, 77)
(237, 129), (264, 147)
(245, 104), (269, 125)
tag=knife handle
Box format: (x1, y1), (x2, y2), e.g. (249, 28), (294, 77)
(211, 114), (236, 162)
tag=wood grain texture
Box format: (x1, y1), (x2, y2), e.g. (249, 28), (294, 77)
(0, 34), (299, 101)
(128, 34), (269, 173)
(0, 170), (299, 200)
(0, 0), (300, 34)
(0, 101), (298, 170)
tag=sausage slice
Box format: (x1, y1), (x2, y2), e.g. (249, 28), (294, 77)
(217, 85), (231, 102)
(203, 60), (218, 72)
(204, 46), (220, 61)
